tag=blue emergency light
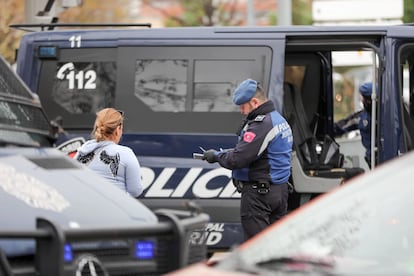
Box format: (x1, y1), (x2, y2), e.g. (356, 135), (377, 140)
(135, 240), (155, 260)
(63, 243), (73, 262)
(37, 46), (58, 59)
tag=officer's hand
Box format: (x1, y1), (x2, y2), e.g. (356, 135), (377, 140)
(203, 149), (218, 163)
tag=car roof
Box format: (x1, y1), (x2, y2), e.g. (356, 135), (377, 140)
(19, 24), (414, 41)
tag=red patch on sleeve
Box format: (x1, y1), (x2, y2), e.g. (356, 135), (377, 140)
(243, 131), (256, 143)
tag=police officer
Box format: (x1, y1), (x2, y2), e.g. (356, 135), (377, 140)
(334, 82), (375, 168)
(202, 79), (293, 241)
(359, 82), (375, 168)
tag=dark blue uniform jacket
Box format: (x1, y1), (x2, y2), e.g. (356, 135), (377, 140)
(216, 101), (293, 185)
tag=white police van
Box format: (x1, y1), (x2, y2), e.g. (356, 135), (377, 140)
(12, 23), (414, 252)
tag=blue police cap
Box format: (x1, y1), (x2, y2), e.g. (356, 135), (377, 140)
(359, 82), (373, 97)
(232, 79), (258, 105)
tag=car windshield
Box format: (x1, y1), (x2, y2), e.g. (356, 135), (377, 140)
(0, 54), (54, 148)
(218, 153), (414, 275)
(0, 99), (53, 147)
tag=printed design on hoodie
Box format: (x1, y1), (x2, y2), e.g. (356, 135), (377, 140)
(100, 150), (120, 177)
(77, 152), (95, 164)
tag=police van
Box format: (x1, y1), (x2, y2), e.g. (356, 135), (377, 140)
(13, 23), (414, 251)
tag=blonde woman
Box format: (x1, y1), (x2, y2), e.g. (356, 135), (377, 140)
(74, 108), (143, 197)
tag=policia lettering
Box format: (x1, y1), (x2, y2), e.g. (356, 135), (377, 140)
(201, 79), (293, 241)
(140, 167), (240, 198)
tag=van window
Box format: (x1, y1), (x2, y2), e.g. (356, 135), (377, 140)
(53, 61), (117, 114)
(133, 58), (246, 113)
(400, 45), (414, 116)
(135, 59), (187, 112)
(37, 46), (272, 133)
(332, 50), (376, 122)
(399, 44), (414, 150)
(193, 59), (252, 112)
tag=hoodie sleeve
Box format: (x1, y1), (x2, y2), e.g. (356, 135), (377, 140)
(123, 148), (144, 197)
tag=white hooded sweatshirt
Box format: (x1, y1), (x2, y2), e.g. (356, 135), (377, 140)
(74, 140), (143, 197)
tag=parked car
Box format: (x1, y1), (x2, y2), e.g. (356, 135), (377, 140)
(0, 54), (209, 275)
(169, 151), (414, 275)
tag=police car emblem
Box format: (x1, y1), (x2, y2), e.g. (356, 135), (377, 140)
(75, 255), (108, 276)
(0, 163), (70, 212)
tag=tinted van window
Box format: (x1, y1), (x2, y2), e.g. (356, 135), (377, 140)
(37, 46), (272, 133)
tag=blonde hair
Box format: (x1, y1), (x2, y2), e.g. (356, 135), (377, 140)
(92, 108), (124, 142)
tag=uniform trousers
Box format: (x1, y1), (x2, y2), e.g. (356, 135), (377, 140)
(240, 182), (288, 241)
